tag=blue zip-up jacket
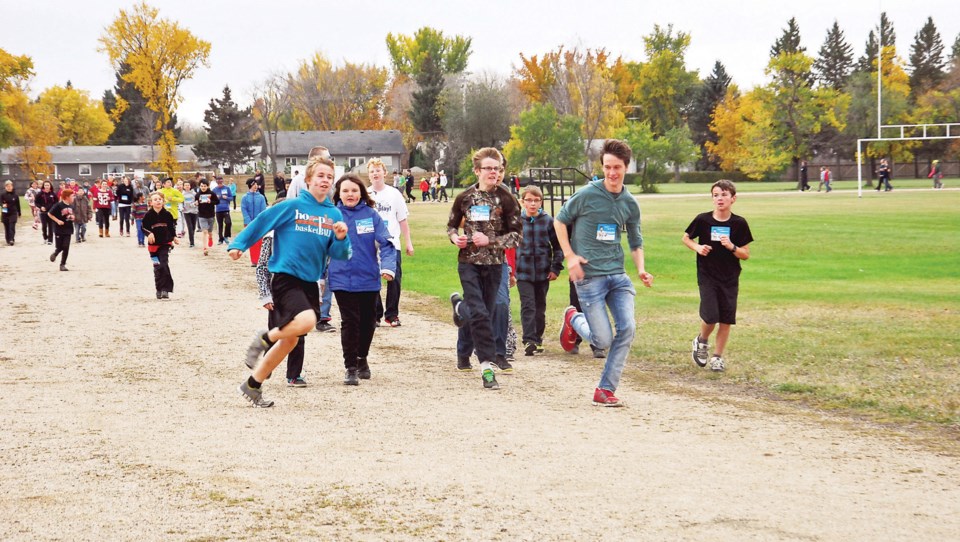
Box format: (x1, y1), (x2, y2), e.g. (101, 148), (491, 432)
(328, 201), (397, 292)
(241, 191), (267, 225)
(516, 209), (564, 282)
(228, 190), (351, 283)
(213, 185), (233, 212)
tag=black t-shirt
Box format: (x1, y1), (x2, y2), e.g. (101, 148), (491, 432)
(685, 212), (753, 283)
(196, 189), (219, 218)
(48, 201), (75, 234)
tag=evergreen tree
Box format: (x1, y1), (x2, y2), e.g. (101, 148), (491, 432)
(814, 21), (854, 90)
(770, 17), (805, 57)
(909, 17), (946, 96)
(105, 63), (151, 145)
(105, 63), (180, 145)
(856, 13), (897, 73)
(408, 52), (444, 135)
(688, 61), (731, 170)
(192, 85), (257, 174)
(952, 33), (960, 63)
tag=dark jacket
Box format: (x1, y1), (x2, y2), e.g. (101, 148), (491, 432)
(35, 190), (58, 212)
(1, 190), (21, 220)
(73, 194), (91, 223)
(142, 208), (177, 247)
(515, 209), (563, 282)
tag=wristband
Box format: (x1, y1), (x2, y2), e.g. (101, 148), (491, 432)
(730, 245), (738, 253)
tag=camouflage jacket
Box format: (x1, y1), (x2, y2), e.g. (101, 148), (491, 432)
(446, 184), (522, 265)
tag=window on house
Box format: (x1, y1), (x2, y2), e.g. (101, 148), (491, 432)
(348, 157), (366, 169)
(107, 164), (125, 174)
(1, 164), (9, 176)
(285, 157), (298, 168)
(79, 164), (93, 176)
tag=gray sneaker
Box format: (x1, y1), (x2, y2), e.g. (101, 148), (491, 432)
(709, 355), (725, 372)
(245, 329), (270, 369)
(692, 336), (709, 367)
(239, 381), (274, 408)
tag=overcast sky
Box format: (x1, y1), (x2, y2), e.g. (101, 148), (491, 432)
(3, 0), (958, 126)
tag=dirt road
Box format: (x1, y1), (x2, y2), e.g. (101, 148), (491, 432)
(2, 230), (958, 541)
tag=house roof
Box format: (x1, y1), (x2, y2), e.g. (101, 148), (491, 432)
(0, 145), (199, 164)
(275, 130), (404, 157)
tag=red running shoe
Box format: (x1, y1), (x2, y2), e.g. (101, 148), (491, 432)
(592, 387), (623, 407)
(559, 306), (579, 352)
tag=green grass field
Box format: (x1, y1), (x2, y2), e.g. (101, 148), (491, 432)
(402, 187), (960, 426)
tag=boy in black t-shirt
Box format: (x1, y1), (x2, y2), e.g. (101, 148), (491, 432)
(47, 189), (76, 271)
(682, 180), (754, 372)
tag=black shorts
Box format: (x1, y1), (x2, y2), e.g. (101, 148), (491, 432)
(268, 273), (320, 333)
(698, 275), (739, 325)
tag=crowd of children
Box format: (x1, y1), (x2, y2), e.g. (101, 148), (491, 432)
(3, 141), (759, 409)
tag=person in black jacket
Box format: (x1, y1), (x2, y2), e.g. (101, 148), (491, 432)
(115, 177), (136, 237)
(47, 189), (76, 271)
(35, 180), (58, 245)
(1, 181), (22, 245)
(142, 191), (180, 299)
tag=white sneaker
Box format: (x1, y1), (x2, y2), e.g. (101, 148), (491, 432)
(692, 336), (709, 367)
(709, 355), (725, 372)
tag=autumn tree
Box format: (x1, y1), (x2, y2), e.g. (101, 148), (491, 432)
(193, 86), (257, 174)
(814, 21), (855, 90)
(286, 52), (388, 131)
(516, 46), (625, 162)
(0, 48), (34, 149)
(37, 83), (114, 145)
(98, 1), (211, 174)
(503, 103), (584, 172)
(909, 17), (947, 98)
(687, 61), (731, 170)
(251, 72), (290, 174)
(442, 73), (520, 176)
(385, 27), (471, 79)
(706, 86), (791, 180)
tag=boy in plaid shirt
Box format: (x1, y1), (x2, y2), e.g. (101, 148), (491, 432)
(515, 185), (563, 355)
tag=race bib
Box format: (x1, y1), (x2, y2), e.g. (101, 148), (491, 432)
(1, 207), (6, 213)
(200, 195), (211, 204)
(710, 226), (731, 241)
(596, 223), (617, 241)
(356, 218), (374, 235)
(469, 205), (491, 222)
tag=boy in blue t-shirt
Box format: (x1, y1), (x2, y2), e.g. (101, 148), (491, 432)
(212, 179), (234, 244)
(682, 180), (754, 373)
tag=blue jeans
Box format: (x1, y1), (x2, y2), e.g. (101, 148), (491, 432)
(320, 276), (333, 321)
(571, 273), (636, 392)
(135, 219), (145, 245)
(458, 264), (510, 359)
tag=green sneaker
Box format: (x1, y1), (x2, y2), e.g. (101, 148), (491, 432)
(482, 368), (499, 390)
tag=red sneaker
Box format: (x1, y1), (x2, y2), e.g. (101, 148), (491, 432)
(592, 387), (623, 407)
(388, 317), (401, 327)
(559, 306), (579, 352)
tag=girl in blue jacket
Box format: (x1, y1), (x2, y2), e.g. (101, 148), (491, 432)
(328, 174), (397, 385)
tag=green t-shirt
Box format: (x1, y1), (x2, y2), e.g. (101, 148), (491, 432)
(555, 180), (643, 278)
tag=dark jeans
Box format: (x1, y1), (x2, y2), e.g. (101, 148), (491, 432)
(53, 233), (71, 265)
(118, 206), (132, 233)
(457, 263), (502, 363)
(2, 216), (16, 244)
(96, 208), (111, 232)
(517, 279), (550, 345)
(40, 213), (54, 242)
(150, 244), (174, 293)
(333, 290), (378, 369)
(182, 213), (198, 246)
(286, 337), (306, 380)
(375, 252), (402, 321)
(216, 211), (232, 242)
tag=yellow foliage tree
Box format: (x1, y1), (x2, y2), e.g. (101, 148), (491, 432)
(4, 90), (58, 179)
(0, 47), (35, 149)
(706, 86), (792, 180)
(286, 52), (389, 131)
(37, 85), (114, 145)
(98, 1), (210, 175)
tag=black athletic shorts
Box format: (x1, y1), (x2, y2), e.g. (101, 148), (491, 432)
(268, 272), (320, 333)
(698, 275), (739, 325)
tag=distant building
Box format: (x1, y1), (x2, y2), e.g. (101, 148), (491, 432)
(0, 144), (203, 181)
(273, 130), (405, 176)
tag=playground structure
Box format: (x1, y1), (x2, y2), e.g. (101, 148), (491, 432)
(528, 167), (590, 216)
